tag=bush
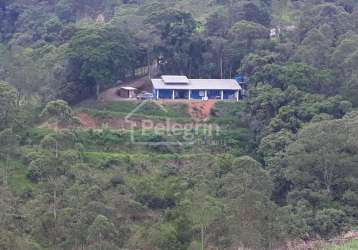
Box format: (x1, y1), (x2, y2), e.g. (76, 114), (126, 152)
(110, 176), (124, 186)
(312, 209), (349, 239)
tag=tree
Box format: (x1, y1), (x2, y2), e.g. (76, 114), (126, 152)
(331, 35), (358, 81)
(55, 0), (76, 22)
(229, 20), (269, 49)
(253, 63), (337, 95)
(66, 25), (138, 99)
(204, 36), (227, 78)
(230, 1), (271, 26)
(39, 100), (76, 221)
(87, 215), (119, 250)
(294, 28), (332, 68)
(0, 186), (16, 230)
(5, 47), (50, 105)
(240, 51), (278, 77)
(0, 129), (19, 186)
(221, 156), (285, 249)
(0, 81), (17, 130)
(41, 100), (75, 128)
(283, 115), (358, 238)
(342, 73), (358, 105)
(146, 223), (179, 250)
(186, 186), (222, 250)
(146, 8), (199, 75)
(296, 3), (352, 43)
(26, 137), (81, 248)
(205, 10), (230, 37)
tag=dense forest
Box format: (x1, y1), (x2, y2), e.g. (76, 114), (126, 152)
(1, 0), (358, 249)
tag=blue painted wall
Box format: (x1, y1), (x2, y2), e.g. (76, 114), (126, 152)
(158, 89), (172, 99)
(191, 90), (204, 99)
(175, 90), (189, 99)
(154, 89), (238, 100)
(207, 90), (221, 99)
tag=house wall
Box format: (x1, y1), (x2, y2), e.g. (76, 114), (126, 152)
(129, 90), (136, 99)
(175, 90), (189, 99)
(154, 89), (239, 101)
(207, 90), (221, 99)
(158, 89), (172, 99)
(118, 89), (129, 98)
(191, 90), (204, 99)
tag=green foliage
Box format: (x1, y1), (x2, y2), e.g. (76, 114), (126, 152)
(330, 240), (358, 250)
(0, 81), (17, 130)
(66, 25), (141, 100)
(80, 100), (191, 118)
(229, 20), (269, 48)
(67, 25), (137, 85)
(41, 100), (75, 125)
(2, 0), (358, 248)
(146, 8), (202, 75)
(87, 215), (119, 248)
(281, 115), (358, 238)
(252, 62), (337, 95)
(148, 223), (179, 250)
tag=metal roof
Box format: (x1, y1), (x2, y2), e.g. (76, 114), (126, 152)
(120, 87), (137, 90)
(161, 75), (190, 84)
(152, 78), (242, 90)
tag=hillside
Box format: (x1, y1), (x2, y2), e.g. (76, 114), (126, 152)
(1, 0), (358, 250)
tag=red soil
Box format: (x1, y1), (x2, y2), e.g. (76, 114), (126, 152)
(188, 100), (217, 121)
(76, 112), (97, 129)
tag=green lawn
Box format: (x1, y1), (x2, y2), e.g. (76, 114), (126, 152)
(330, 240), (358, 250)
(209, 101), (246, 127)
(1, 160), (37, 195)
(78, 100), (191, 119)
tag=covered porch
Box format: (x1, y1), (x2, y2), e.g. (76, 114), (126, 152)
(154, 89), (240, 101)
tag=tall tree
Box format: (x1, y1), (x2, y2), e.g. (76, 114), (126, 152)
(66, 25), (138, 99)
(187, 186), (222, 250)
(283, 115), (358, 238)
(0, 129), (19, 186)
(0, 81), (17, 130)
(222, 156), (284, 249)
(229, 20), (269, 50)
(146, 8), (199, 75)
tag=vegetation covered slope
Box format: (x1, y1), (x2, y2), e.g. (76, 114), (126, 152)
(329, 240), (358, 250)
(1, 0), (358, 249)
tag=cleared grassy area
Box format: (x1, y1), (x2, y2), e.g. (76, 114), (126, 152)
(78, 100), (191, 119)
(8, 168), (36, 195)
(78, 108), (193, 124)
(1, 160), (37, 195)
(329, 240), (358, 250)
(209, 101), (247, 127)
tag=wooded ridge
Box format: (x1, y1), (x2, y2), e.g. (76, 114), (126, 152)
(0, 0), (358, 249)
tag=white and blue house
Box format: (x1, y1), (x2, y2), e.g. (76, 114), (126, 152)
(151, 75), (242, 101)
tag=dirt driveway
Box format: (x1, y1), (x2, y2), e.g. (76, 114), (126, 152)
(99, 76), (152, 102)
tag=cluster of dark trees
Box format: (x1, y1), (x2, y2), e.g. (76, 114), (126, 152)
(1, 0), (358, 249)
(0, 0), (274, 103)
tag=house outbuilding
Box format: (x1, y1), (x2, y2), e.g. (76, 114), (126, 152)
(117, 87), (137, 99)
(151, 75), (242, 101)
